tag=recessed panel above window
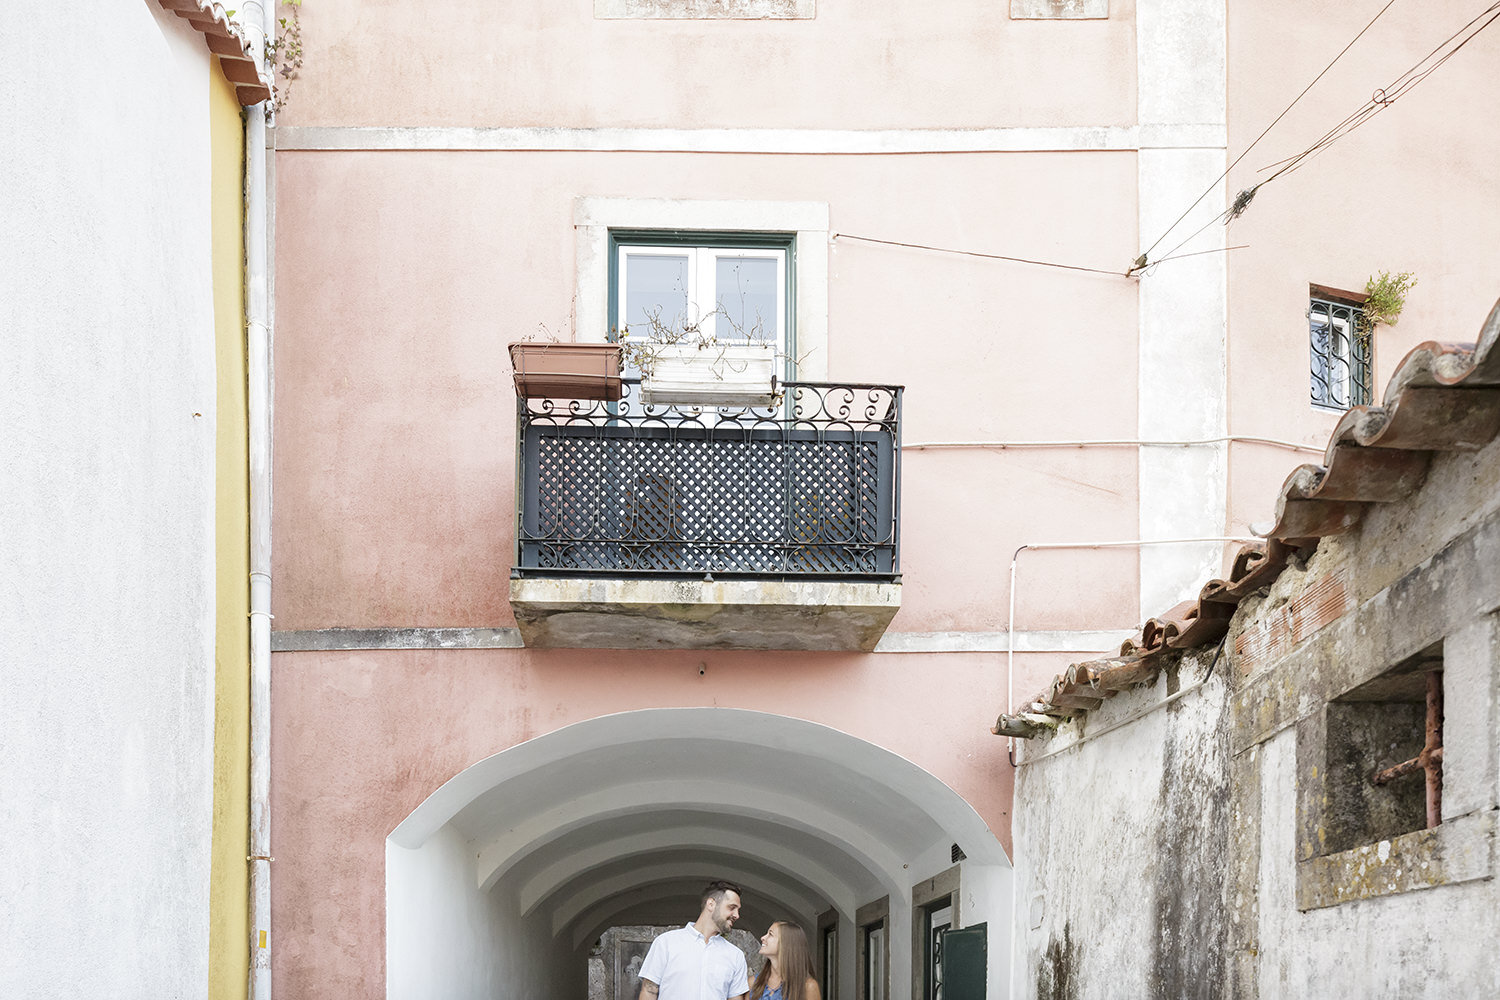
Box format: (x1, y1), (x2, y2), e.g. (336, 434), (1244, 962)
(1011, 0), (1108, 19)
(595, 0), (815, 20)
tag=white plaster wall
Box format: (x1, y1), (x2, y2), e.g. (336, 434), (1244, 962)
(1012, 706), (1170, 997)
(1011, 653), (1231, 999)
(1254, 733), (1500, 999)
(958, 862), (1015, 1000)
(0, 5), (217, 998)
(387, 825), (595, 1000)
(1013, 603), (1500, 997)
(387, 828), (497, 1000)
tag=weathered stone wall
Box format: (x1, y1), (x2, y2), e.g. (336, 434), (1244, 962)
(1013, 646), (1232, 1000)
(1014, 432), (1500, 998)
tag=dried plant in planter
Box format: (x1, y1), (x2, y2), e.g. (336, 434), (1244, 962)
(615, 306), (794, 406)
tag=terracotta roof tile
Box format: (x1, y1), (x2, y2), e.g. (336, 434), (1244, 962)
(995, 297), (1500, 739)
(156, 1), (272, 106)
(1163, 595), (1233, 650)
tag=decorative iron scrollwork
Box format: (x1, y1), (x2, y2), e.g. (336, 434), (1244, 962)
(516, 381), (903, 579)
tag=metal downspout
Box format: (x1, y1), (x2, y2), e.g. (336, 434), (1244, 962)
(241, 4), (273, 999)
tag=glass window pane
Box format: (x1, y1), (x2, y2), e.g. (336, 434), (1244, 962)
(623, 253), (689, 339)
(1310, 314), (1335, 408)
(715, 255), (778, 344)
(1310, 297), (1363, 410)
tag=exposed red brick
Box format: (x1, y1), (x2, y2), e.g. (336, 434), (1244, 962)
(1233, 572), (1349, 676)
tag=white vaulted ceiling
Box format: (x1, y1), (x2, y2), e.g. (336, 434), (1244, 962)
(389, 708), (1006, 949)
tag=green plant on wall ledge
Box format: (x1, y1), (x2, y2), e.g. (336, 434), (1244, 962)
(1363, 270), (1417, 330)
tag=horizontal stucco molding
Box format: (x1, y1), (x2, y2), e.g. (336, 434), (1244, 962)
(274, 124), (1227, 155)
(271, 626), (1133, 654)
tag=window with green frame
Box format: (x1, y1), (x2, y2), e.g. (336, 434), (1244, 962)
(608, 230), (797, 378)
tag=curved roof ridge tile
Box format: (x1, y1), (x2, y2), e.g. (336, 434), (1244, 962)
(1471, 298), (1500, 383)
(1383, 342), (1476, 399)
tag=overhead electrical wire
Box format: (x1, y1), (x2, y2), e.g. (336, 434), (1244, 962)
(1254, 1), (1500, 185)
(1142, 1), (1500, 275)
(838, 3), (1499, 281)
(1137, 0), (1402, 267)
(831, 232), (1125, 277)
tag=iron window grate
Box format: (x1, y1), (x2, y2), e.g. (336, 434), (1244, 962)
(1310, 295), (1373, 411)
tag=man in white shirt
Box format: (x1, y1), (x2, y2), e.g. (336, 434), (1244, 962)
(637, 880), (750, 1000)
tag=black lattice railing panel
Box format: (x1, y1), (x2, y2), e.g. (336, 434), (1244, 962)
(517, 381), (902, 579)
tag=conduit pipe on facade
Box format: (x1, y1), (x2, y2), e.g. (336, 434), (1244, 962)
(902, 435), (1323, 454)
(1004, 538), (1257, 768)
(241, 4), (273, 999)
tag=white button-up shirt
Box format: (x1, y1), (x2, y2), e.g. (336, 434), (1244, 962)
(637, 924), (749, 1000)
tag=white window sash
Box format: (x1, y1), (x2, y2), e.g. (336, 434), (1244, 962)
(617, 244), (787, 354)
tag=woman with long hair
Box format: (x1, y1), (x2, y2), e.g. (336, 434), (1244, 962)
(749, 921), (822, 1000)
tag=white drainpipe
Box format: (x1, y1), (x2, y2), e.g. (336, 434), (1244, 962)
(241, 4), (274, 999)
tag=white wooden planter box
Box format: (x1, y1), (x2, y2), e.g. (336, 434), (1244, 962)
(641, 343), (778, 406)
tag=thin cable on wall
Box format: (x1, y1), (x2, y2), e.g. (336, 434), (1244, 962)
(1135, 0), (1401, 271)
(832, 232), (1126, 277)
(1140, 1), (1500, 276)
(1254, 1), (1500, 185)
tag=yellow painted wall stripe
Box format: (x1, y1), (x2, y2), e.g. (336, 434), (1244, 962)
(209, 56), (251, 1000)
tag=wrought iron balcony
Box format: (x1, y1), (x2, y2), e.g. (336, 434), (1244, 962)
(514, 380), (903, 582)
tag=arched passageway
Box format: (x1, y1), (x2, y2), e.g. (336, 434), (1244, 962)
(387, 709), (1011, 999)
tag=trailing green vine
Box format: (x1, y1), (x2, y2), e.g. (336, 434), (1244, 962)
(267, 0), (304, 116)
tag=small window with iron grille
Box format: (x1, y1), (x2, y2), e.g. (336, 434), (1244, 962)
(1309, 287), (1373, 411)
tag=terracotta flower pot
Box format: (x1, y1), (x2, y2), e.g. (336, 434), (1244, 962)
(509, 342), (624, 401)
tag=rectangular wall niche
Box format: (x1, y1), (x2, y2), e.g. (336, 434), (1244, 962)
(1011, 0), (1108, 19)
(1321, 646), (1441, 855)
(596, 0), (815, 18)
(1292, 639), (1473, 911)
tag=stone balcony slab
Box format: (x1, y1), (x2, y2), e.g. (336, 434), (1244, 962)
(509, 577), (901, 651)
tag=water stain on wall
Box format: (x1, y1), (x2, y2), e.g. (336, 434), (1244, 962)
(1037, 920), (1079, 1000)
(1150, 667), (1232, 1000)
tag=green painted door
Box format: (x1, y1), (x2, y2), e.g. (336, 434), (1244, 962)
(941, 923), (986, 1000)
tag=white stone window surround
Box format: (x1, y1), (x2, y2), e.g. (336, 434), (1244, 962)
(596, 0), (815, 20)
(574, 197), (830, 380)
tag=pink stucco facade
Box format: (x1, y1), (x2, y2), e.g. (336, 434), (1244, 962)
(1223, 0), (1500, 536)
(269, 2), (1500, 997)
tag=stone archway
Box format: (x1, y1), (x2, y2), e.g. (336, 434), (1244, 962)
(386, 708), (1011, 999)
